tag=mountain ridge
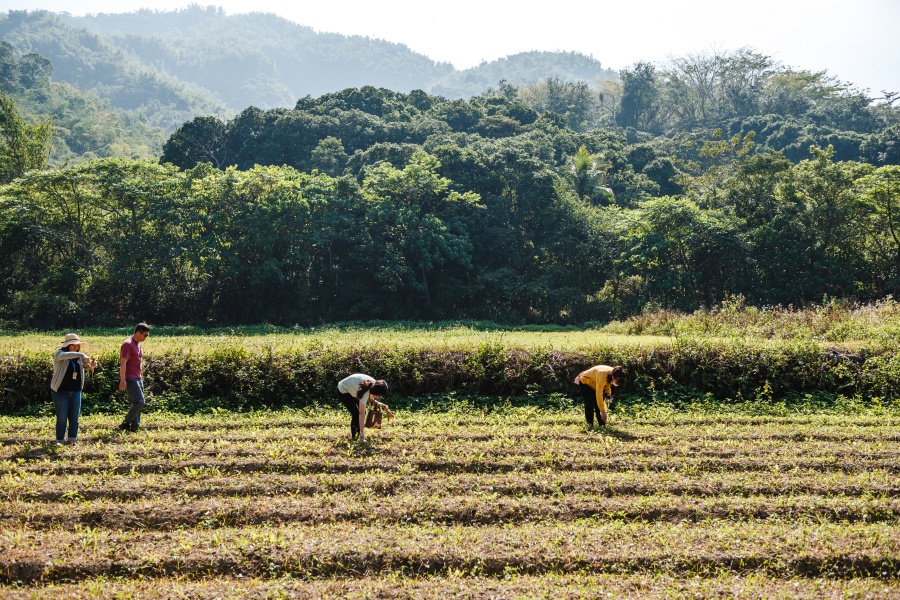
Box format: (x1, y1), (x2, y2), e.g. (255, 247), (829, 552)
(1, 6), (616, 160)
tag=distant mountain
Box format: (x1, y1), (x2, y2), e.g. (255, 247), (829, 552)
(430, 51), (618, 99)
(3, 7), (616, 112)
(63, 6), (456, 109)
(0, 10), (223, 132)
(0, 6), (618, 164)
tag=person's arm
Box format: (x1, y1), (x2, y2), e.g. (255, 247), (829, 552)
(596, 376), (609, 425)
(56, 350), (95, 371)
(119, 345), (130, 391)
(119, 358), (128, 391)
(119, 342), (133, 390)
(369, 397), (394, 418)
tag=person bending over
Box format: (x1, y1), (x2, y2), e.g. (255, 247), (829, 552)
(574, 365), (625, 428)
(335, 373), (392, 443)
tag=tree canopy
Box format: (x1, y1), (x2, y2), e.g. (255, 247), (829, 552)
(2, 22), (900, 328)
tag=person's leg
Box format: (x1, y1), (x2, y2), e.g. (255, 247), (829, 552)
(67, 391), (82, 442)
(123, 379), (146, 429)
(132, 379), (144, 428)
(337, 391), (360, 440)
(579, 383), (596, 427)
(51, 391), (67, 442)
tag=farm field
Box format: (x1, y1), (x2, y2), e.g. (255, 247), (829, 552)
(1, 403), (899, 598)
(11, 297), (900, 357)
(0, 325), (677, 357)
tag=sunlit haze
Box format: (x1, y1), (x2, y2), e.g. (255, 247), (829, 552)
(4, 0), (900, 96)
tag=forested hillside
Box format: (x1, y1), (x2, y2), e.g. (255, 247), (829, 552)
(1, 7), (614, 119)
(430, 51), (617, 99)
(0, 40), (167, 162)
(64, 7), (615, 104)
(1, 6), (899, 328)
(63, 6), (453, 109)
(0, 10), (223, 131)
(2, 67), (899, 327)
(0, 7), (617, 163)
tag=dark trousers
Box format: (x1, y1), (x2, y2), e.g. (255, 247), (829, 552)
(578, 383), (606, 426)
(336, 390), (362, 439)
(123, 378), (145, 426)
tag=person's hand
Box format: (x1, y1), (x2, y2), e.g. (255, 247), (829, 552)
(119, 379), (126, 391)
(574, 372), (582, 385)
(382, 404), (395, 419)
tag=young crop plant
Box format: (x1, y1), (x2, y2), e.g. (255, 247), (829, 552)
(1, 397), (899, 596)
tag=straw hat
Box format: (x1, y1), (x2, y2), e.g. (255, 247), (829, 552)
(60, 333), (87, 348)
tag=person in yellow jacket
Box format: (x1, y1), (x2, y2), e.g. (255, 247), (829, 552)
(574, 365), (625, 428)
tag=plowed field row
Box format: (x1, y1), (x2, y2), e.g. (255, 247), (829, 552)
(5, 434), (899, 458)
(3, 492), (899, 531)
(3, 522), (899, 582)
(1, 406), (898, 598)
(4, 470), (899, 502)
(2, 574), (898, 599)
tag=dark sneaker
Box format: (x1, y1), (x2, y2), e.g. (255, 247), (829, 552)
(128, 422), (140, 432)
(117, 422), (130, 431)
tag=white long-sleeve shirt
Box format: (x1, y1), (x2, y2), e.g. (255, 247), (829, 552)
(337, 373), (376, 403)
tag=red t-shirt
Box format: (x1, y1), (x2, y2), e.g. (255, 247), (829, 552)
(120, 337), (143, 379)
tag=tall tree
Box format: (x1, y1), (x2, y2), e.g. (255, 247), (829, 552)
(859, 165), (900, 294)
(160, 115), (230, 169)
(571, 144), (613, 204)
(616, 62), (660, 132)
(360, 152), (481, 312)
(0, 92), (53, 184)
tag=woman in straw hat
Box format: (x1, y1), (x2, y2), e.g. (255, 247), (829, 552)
(50, 333), (96, 445)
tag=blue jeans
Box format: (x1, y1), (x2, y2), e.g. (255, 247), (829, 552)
(124, 378), (145, 426)
(51, 390), (82, 441)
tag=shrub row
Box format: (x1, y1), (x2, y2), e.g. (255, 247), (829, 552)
(1, 338), (896, 413)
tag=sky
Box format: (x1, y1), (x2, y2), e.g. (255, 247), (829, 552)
(4, 0), (900, 97)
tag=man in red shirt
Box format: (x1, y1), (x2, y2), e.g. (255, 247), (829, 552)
(117, 322), (151, 432)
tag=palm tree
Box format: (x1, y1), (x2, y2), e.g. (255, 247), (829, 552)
(572, 144), (613, 204)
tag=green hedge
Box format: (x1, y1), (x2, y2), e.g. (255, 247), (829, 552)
(1, 339), (894, 413)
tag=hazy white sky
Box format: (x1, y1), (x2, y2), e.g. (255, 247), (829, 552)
(5, 0), (900, 96)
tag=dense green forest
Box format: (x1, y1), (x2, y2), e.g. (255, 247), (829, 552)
(1, 8), (899, 328)
(0, 39), (168, 162)
(2, 46), (899, 327)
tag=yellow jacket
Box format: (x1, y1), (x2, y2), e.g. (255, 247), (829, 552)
(579, 365), (615, 412)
